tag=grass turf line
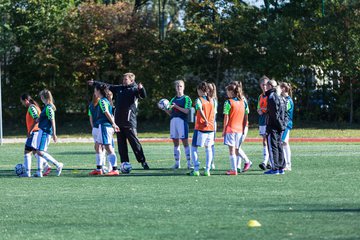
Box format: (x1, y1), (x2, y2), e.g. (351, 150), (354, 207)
(0, 142), (359, 240)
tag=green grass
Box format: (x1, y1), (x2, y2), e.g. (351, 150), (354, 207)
(1, 142), (360, 240)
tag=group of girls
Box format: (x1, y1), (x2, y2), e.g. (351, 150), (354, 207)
(88, 84), (120, 176)
(20, 90), (63, 177)
(163, 78), (294, 176)
(163, 80), (252, 176)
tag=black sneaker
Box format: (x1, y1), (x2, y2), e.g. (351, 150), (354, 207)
(266, 164), (272, 169)
(259, 163), (266, 170)
(141, 162), (150, 170)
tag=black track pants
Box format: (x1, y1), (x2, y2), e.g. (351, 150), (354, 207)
(266, 129), (285, 170)
(116, 128), (146, 163)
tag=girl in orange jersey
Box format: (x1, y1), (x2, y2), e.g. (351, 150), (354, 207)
(222, 83), (250, 175)
(20, 94), (51, 177)
(188, 82), (215, 176)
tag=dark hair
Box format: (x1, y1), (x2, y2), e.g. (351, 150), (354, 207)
(20, 93), (39, 108)
(226, 82), (243, 99)
(197, 81), (208, 93)
(95, 84), (111, 99)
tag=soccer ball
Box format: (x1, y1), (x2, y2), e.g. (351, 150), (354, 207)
(14, 163), (25, 176)
(157, 98), (169, 111)
(120, 162), (132, 174)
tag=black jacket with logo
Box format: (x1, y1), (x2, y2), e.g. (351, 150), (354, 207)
(94, 81), (146, 128)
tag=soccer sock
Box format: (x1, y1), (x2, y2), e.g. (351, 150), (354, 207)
(108, 153), (117, 169)
(42, 152), (60, 168)
(236, 155), (242, 170)
(100, 151), (106, 167)
(262, 146), (269, 165)
(36, 154), (44, 176)
(24, 153), (32, 176)
(174, 146), (181, 166)
(211, 144), (215, 166)
(184, 146), (191, 167)
(37, 154), (50, 169)
(283, 143), (291, 167)
(238, 148), (250, 163)
(205, 147), (212, 172)
(229, 155), (236, 170)
(191, 146), (199, 171)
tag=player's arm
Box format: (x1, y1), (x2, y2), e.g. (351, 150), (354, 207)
(46, 106), (57, 143)
(195, 98), (208, 126)
(88, 109), (94, 128)
(257, 95), (263, 115)
(222, 100), (231, 136)
(100, 99), (120, 132)
(172, 96), (191, 114)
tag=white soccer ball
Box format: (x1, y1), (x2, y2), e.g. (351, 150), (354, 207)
(14, 163), (25, 176)
(120, 162), (132, 174)
(157, 98), (169, 111)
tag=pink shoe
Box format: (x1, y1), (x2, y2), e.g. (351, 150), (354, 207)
(226, 170), (238, 175)
(43, 166), (52, 176)
(89, 169), (103, 175)
(243, 161), (253, 172)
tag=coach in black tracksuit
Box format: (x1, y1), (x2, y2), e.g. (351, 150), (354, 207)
(265, 80), (287, 174)
(90, 73), (150, 169)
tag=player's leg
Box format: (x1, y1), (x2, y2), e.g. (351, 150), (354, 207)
(282, 128), (291, 171)
(204, 132), (214, 176)
(188, 130), (200, 176)
(224, 133), (237, 175)
(259, 125), (270, 170)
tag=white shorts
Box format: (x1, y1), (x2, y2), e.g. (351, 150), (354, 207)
(92, 127), (99, 143)
(224, 133), (244, 148)
(25, 131), (39, 150)
(170, 117), (189, 139)
(259, 125), (266, 136)
(192, 130), (214, 147)
(37, 129), (51, 152)
(96, 124), (114, 145)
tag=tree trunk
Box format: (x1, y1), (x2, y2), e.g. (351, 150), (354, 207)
(349, 77), (353, 125)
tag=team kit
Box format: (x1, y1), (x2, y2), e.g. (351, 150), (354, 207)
(16, 73), (294, 177)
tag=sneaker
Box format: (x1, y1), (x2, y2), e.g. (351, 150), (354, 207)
(284, 166), (292, 171)
(89, 169), (103, 175)
(266, 164), (272, 169)
(204, 170), (210, 176)
(106, 170), (120, 176)
(43, 166), (52, 176)
(264, 169), (279, 175)
(187, 170), (200, 176)
(211, 163), (216, 170)
(226, 170), (238, 175)
(259, 163), (266, 170)
(278, 169), (285, 175)
(172, 164), (180, 169)
(243, 161), (252, 172)
(141, 162), (150, 170)
(56, 163), (64, 176)
(33, 172), (43, 178)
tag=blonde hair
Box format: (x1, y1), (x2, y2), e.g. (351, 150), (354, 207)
(280, 82), (293, 98)
(123, 72), (135, 82)
(207, 82), (217, 100)
(39, 89), (56, 111)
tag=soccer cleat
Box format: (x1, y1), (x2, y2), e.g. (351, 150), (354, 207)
(33, 172), (43, 178)
(141, 162), (150, 170)
(106, 170), (120, 176)
(237, 168), (241, 174)
(204, 170), (211, 176)
(43, 166), (52, 176)
(56, 163), (64, 176)
(259, 163), (266, 170)
(278, 169), (285, 175)
(89, 169), (103, 175)
(187, 170), (200, 176)
(243, 161), (252, 172)
(226, 170), (238, 175)
(264, 169), (279, 175)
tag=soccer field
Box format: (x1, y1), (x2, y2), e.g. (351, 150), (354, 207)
(1, 142), (359, 240)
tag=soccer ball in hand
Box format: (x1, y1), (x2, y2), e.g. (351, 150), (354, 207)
(120, 162), (132, 174)
(157, 98), (169, 111)
(14, 163), (25, 176)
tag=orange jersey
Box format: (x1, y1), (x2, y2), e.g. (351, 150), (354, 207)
(223, 98), (245, 133)
(194, 97), (215, 131)
(26, 104), (41, 134)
